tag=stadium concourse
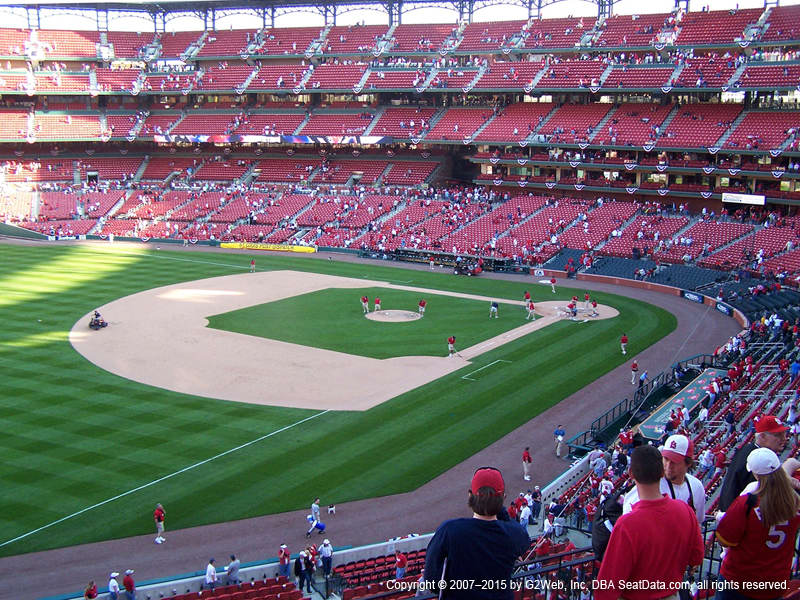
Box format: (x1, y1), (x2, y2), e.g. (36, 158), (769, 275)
(0, 242), (741, 600)
(1, 0), (800, 596)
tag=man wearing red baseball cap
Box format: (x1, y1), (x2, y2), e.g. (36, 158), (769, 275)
(719, 415), (790, 511)
(423, 467), (530, 599)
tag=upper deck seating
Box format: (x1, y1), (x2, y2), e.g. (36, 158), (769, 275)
(658, 103), (742, 148)
(324, 25), (387, 54)
(474, 102), (554, 142)
(425, 108), (491, 140)
(473, 61), (544, 90)
(523, 17), (594, 49)
(725, 112), (800, 150)
(675, 8), (762, 45)
(595, 14), (669, 47)
(459, 20), (527, 52)
(763, 5), (800, 42)
(390, 23), (455, 52)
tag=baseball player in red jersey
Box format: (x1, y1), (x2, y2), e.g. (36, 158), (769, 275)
(374, 297), (381, 312)
(249, 258), (255, 273)
(526, 300), (536, 320)
(620, 333), (628, 354)
(361, 295), (369, 314)
(630, 360), (639, 385)
(418, 299), (426, 316)
(590, 299), (598, 317)
(584, 292), (591, 311)
(523, 290), (531, 308)
(550, 277), (556, 294)
(447, 335), (456, 357)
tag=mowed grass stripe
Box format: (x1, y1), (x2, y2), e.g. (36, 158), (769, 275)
(0, 243), (674, 555)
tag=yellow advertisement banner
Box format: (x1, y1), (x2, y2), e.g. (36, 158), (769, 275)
(220, 242), (317, 253)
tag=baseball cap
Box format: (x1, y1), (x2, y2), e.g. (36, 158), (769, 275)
(660, 434), (694, 462)
(470, 467), (505, 496)
(747, 447), (781, 475)
(299, 551), (306, 557)
(323, 539), (330, 544)
(125, 570), (134, 575)
(280, 544), (287, 549)
(755, 415), (789, 434)
(110, 572), (119, 578)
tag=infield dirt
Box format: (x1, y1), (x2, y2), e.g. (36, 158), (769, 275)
(70, 270), (617, 410)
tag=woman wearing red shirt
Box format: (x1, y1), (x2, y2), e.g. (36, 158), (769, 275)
(716, 448), (800, 600)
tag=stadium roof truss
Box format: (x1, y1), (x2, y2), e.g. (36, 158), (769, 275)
(2, 0), (629, 30)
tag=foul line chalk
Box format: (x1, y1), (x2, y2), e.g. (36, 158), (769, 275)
(462, 359), (512, 381)
(0, 410), (331, 549)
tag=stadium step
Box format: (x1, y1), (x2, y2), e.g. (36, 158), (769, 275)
(589, 105), (618, 142)
(726, 62), (747, 89)
(181, 30), (207, 61)
(598, 63), (614, 85)
(668, 62), (685, 86)
(294, 111), (313, 135)
(655, 103), (681, 139)
(375, 163), (393, 186)
(713, 109), (748, 147)
(238, 65), (260, 94)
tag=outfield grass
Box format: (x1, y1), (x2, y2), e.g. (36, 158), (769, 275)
(0, 243), (676, 556)
(208, 287), (523, 358)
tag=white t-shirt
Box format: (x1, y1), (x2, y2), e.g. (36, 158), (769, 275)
(205, 563), (217, 584)
(623, 474), (706, 523)
(519, 505), (532, 524)
(108, 579), (120, 593)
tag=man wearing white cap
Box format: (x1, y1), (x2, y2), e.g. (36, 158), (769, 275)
(204, 558), (217, 591)
(122, 570), (135, 600)
(623, 434), (706, 523)
(107, 572), (120, 600)
(320, 539), (333, 578)
(278, 544), (290, 578)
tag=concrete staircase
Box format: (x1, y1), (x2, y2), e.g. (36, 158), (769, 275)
(306, 25), (332, 57)
(726, 62), (747, 88)
(353, 69), (371, 94)
(295, 67), (314, 91)
(466, 112), (497, 142)
(375, 163), (393, 185)
(655, 104), (682, 139)
(599, 64), (615, 85)
(363, 106), (386, 135)
(133, 156), (150, 182)
(524, 104), (559, 143)
(668, 63), (685, 86)
(293, 112), (313, 135)
(181, 31), (208, 61)
(88, 69), (99, 94)
(417, 107), (447, 140)
(236, 65), (260, 94)
(714, 110), (748, 147)
(589, 106), (618, 142)
(417, 68), (439, 92)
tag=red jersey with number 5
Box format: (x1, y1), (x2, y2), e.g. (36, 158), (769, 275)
(717, 494), (800, 598)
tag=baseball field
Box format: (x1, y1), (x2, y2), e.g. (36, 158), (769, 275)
(0, 241), (676, 557)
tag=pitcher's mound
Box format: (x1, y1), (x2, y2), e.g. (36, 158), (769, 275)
(365, 310), (422, 322)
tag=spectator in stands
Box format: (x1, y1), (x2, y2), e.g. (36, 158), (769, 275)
(204, 558), (217, 591)
(294, 551), (310, 593)
(83, 580), (97, 600)
(278, 544), (290, 578)
(595, 445), (703, 600)
(696, 446), (714, 481)
(225, 554), (240, 585)
(320, 539), (333, 578)
(122, 570), (135, 600)
(623, 434), (706, 523)
(716, 448), (800, 600)
(394, 550), (407, 579)
(719, 415), (790, 511)
(107, 572), (120, 600)
(423, 467), (529, 598)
